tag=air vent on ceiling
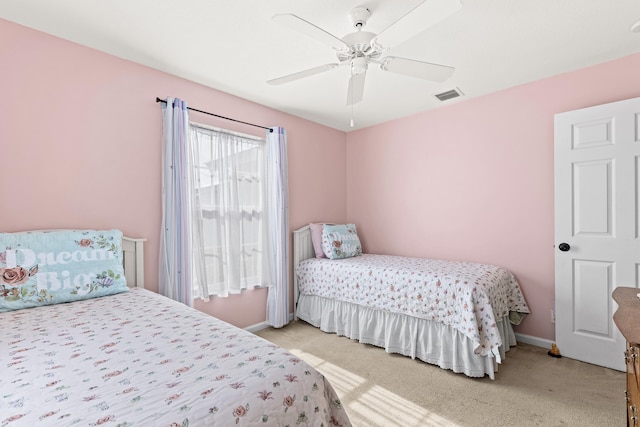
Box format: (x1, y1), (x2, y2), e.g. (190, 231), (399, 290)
(434, 88), (463, 102)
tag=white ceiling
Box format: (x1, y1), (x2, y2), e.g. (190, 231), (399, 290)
(2, 0), (640, 132)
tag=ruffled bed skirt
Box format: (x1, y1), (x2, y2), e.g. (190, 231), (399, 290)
(296, 294), (517, 379)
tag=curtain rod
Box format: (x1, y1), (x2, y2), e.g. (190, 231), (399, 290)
(155, 97), (273, 133)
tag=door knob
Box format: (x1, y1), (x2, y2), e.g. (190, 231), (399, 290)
(558, 243), (570, 252)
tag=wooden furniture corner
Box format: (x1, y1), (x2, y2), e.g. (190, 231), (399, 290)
(613, 286), (640, 426)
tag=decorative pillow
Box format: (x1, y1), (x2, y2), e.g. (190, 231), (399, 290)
(0, 229), (128, 312)
(321, 224), (362, 260)
(309, 223), (334, 258)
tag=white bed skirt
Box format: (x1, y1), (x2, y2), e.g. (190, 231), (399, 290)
(296, 294), (517, 379)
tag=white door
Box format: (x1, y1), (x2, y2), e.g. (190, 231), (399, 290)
(554, 96), (640, 371)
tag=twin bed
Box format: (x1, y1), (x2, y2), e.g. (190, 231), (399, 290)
(293, 224), (530, 379)
(0, 230), (351, 426)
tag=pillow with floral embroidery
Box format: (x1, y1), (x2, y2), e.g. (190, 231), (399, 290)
(0, 229), (128, 312)
(321, 224), (362, 260)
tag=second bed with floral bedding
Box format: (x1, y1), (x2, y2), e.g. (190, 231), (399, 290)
(293, 224), (530, 379)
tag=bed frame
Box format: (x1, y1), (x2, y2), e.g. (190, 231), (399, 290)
(292, 225), (314, 318)
(122, 236), (146, 288)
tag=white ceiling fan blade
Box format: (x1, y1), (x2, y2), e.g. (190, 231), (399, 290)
(374, 0), (462, 48)
(381, 56), (454, 82)
(267, 63), (339, 86)
(273, 14), (348, 50)
(346, 72), (366, 105)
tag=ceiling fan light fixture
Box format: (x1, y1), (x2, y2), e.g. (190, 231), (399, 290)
(351, 57), (368, 75)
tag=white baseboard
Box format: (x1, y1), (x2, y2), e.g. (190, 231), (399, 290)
(245, 321), (270, 333)
(516, 333), (553, 350)
(245, 312), (294, 333)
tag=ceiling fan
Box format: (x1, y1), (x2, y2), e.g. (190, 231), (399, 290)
(267, 0), (462, 105)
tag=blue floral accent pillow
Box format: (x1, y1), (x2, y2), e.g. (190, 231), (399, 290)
(321, 224), (362, 259)
(0, 229), (128, 312)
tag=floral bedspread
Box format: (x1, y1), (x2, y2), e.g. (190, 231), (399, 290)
(296, 254), (530, 357)
(0, 288), (351, 426)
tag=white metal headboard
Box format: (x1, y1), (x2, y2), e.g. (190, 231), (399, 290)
(292, 225), (315, 318)
(122, 236), (146, 288)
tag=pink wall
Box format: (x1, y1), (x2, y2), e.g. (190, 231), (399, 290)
(0, 19), (346, 328)
(4, 16), (640, 342)
(346, 52), (640, 341)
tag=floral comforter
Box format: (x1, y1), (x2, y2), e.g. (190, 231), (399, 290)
(296, 254), (530, 357)
(0, 288), (351, 426)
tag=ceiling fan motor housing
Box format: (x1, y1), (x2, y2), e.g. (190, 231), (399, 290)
(341, 31), (375, 51)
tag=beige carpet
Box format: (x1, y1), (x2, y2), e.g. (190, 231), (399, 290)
(256, 321), (625, 427)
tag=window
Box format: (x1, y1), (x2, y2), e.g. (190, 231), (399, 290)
(190, 123), (271, 298)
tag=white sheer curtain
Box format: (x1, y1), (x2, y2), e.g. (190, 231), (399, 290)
(266, 127), (289, 328)
(159, 97), (208, 306)
(190, 124), (271, 298)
